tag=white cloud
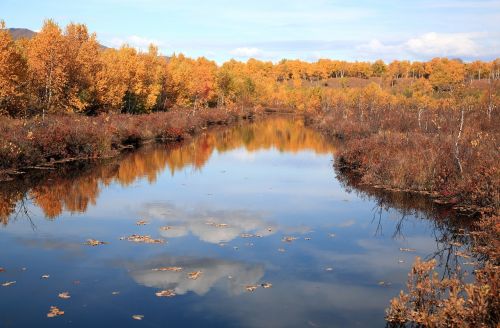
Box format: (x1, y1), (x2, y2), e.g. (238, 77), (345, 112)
(356, 32), (498, 61)
(230, 47), (264, 58)
(405, 32), (478, 57)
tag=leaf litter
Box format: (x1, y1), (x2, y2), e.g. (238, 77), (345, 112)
(121, 235), (165, 244)
(188, 271), (202, 280)
(47, 306), (64, 318)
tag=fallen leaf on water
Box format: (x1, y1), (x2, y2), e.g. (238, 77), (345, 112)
(261, 282), (272, 288)
(84, 239), (107, 246)
(281, 236), (297, 243)
(160, 226), (172, 231)
(47, 306), (64, 318)
(132, 315), (144, 320)
(155, 289), (176, 297)
(399, 248), (416, 252)
(123, 235), (165, 244)
(41, 274), (50, 279)
(136, 219), (149, 226)
(240, 233), (254, 238)
(188, 271), (202, 280)
(2, 281), (15, 287)
(152, 267), (183, 272)
(215, 223), (229, 228)
(378, 281), (392, 287)
(0, 268), (4, 273)
(58, 292), (71, 299)
(245, 285), (258, 292)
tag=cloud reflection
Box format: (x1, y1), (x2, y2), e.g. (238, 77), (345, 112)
(129, 255), (265, 296)
(140, 202), (279, 244)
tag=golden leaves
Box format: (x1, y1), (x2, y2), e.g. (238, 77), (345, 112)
(187, 271), (202, 280)
(84, 239), (107, 246)
(47, 306), (64, 318)
(155, 289), (176, 297)
(245, 285), (258, 292)
(58, 292), (71, 299)
(121, 235), (164, 244)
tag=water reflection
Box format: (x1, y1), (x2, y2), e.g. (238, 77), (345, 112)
(0, 116), (475, 328)
(142, 202), (280, 244)
(0, 116), (335, 223)
(129, 255), (265, 296)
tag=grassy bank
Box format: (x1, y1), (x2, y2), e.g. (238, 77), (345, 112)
(0, 108), (255, 179)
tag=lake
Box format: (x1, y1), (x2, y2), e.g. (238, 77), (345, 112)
(0, 116), (470, 327)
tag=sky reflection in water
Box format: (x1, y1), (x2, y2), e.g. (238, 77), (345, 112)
(0, 117), (464, 327)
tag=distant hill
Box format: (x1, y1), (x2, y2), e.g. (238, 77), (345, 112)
(7, 28), (36, 40)
(7, 28), (108, 50)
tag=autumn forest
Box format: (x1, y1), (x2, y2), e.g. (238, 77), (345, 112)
(0, 17), (499, 328)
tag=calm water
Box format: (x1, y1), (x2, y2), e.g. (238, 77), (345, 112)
(0, 116), (469, 327)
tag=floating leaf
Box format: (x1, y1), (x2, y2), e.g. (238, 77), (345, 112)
(378, 281), (392, 287)
(2, 281), (15, 287)
(281, 236), (297, 243)
(188, 271), (202, 280)
(136, 220), (149, 226)
(155, 289), (176, 297)
(160, 226), (172, 231)
(261, 282), (272, 288)
(152, 267), (183, 272)
(58, 292), (70, 299)
(47, 306), (64, 318)
(123, 235), (165, 244)
(84, 239), (107, 246)
(215, 223), (229, 228)
(132, 315), (144, 320)
(245, 285), (258, 292)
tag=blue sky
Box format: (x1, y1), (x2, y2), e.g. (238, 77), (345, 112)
(2, 0), (499, 63)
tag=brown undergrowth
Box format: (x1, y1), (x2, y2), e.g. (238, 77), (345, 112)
(0, 107), (255, 178)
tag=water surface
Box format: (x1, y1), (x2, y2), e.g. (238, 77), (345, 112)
(0, 116), (469, 327)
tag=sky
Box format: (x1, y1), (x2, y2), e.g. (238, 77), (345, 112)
(1, 0), (499, 63)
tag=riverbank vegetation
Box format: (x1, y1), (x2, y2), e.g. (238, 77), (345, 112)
(1, 19), (499, 326)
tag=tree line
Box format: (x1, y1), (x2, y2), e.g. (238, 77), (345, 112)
(1, 19), (499, 118)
